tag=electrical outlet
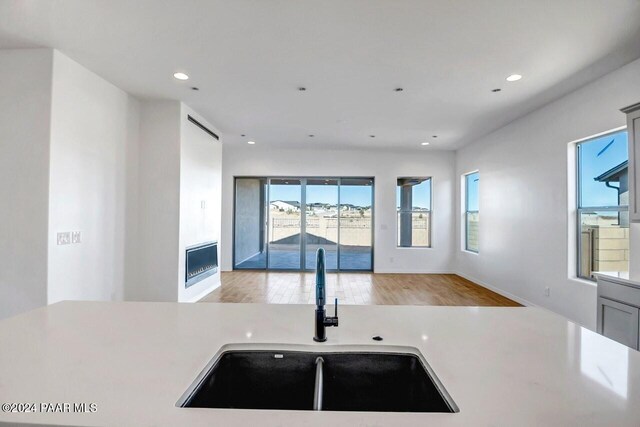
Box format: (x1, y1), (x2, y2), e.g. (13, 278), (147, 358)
(544, 287), (550, 297)
(389, 257), (394, 263)
(57, 232), (71, 245)
(71, 231), (81, 244)
(201, 200), (206, 209)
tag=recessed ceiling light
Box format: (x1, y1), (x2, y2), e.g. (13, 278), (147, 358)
(395, 87), (404, 92)
(308, 134), (315, 137)
(247, 141), (256, 145)
(506, 74), (522, 82)
(298, 87), (306, 91)
(421, 142), (430, 146)
(241, 134), (246, 137)
(173, 72), (189, 80)
(370, 135), (376, 138)
(191, 86), (199, 91)
(432, 135), (438, 138)
(492, 88), (502, 92)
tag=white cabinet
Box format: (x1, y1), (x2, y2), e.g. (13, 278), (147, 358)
(596, 274), (640, 350)
(621, 102), (640, 222)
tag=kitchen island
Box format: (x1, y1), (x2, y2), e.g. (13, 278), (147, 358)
(0, 301), (638, 426)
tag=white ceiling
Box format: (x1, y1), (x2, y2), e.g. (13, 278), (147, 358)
(2, 0), (640, 150)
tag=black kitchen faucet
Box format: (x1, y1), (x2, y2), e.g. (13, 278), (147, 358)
(313, 248), (339, 342)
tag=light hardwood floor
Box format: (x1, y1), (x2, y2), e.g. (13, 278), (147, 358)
(200, 271), (520, 306)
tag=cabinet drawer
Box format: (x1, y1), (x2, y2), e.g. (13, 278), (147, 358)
(597, 278), (640, 307)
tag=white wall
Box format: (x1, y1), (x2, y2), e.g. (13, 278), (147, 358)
(47, 51), (140, 305)
(221, 147), (456, 273)
(0, 49), (222, 316)
(134, 101), (223, 302)
(134, 101), (181, 302)
(0, 49), (53, 320)
(178, 105), (222, 302)
(455, 57), (640, 330)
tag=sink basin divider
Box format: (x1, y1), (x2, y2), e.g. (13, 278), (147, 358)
(313, 356), (324, 411)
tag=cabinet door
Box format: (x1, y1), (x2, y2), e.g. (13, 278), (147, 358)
(598, 297), (639, 349)
(623, 103), (640, 222)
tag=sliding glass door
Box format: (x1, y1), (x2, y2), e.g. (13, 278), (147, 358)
(339, 178), (373, 270)
(305, 179), (339, 270)
(234, 177), (374, 271)
(268, 179), (302, 270)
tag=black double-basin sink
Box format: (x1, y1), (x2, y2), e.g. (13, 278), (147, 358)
(178, 345), (458, 413)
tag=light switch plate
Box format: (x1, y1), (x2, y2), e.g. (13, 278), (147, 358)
(71, 231), (81, 244)
(57, 232), (71, 245)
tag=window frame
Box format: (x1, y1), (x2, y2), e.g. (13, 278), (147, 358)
(395, 176), (433, 248)
(463, 171), (479, 253)
(575, 129), (629, 281)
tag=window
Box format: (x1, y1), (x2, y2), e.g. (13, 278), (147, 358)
(576, 130), (629, 280)
(397, 177), (431, 247)
(464, 172), (479, 252)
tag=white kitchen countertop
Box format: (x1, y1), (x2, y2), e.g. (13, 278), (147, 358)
(595, 271), (640, 289)
(0, 301), (639, 426)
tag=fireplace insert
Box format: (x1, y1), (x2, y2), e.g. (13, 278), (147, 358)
(186, 242), (218, 288)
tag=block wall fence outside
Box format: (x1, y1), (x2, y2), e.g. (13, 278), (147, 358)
(592, 226), (630, 272)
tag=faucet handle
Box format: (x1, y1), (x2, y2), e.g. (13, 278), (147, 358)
(322, 298), (339, 328)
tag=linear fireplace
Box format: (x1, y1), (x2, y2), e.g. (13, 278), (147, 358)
(185, 242), (218, 288)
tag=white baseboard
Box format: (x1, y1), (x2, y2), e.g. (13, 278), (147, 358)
(373, 269), (455, 274)
(454, 271), (536, 307)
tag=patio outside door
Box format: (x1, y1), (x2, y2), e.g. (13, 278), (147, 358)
(234, 177), (373, 271)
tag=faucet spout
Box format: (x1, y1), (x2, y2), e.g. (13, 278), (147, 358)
(315, 248), (326, 308)
(314, 248), (338, 342)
